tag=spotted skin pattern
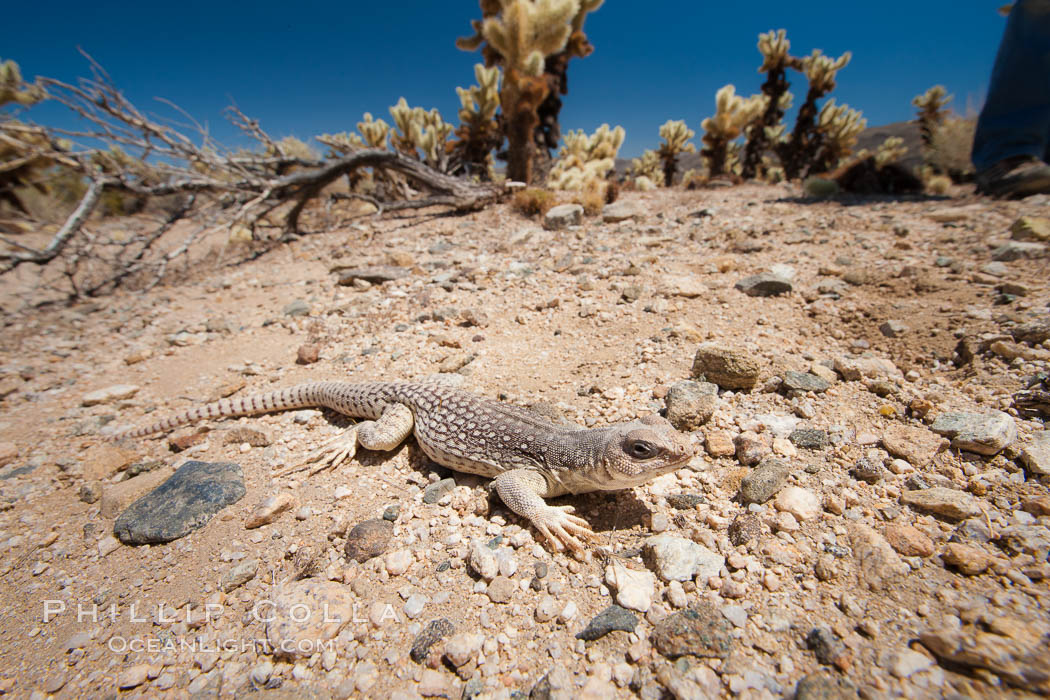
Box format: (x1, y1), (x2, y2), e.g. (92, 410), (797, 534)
(113, 381), (696, 553)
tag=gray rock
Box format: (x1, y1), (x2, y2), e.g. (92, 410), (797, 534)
(1021, 432), (1050, 476)
(692, 343), (761, 390)
(739, 457), (791, 504)
(664, 380), (719, 430)
(728, 513), (763, 546)
(335, 265), (409, 285)
(991, 240), (1047, 261)
(601, 201), (642, 223)
(422, 477), (456, 504)
(735, 273), (793, 297)
(806, 627), (850, 669)
(575, 605), (638, 641)
(997, 525), (1050, 560)
(651, 603), (733, 659)
(643, 534), (724, 582)
(113, 461), (246, 544)
(790, 428), (830, 450)
(782, 371), (830, 393)
(221, 559), (259, 592)
(879, 320), (908, 338)
(409, 618), (454, 663)
(851, 457), (884, 484)
(543, 203), (584, 230)
(930, 411), (1017, 455)
(282, 300), (311, 317)
(795, 672), (859, 700)
(900, 487), (982, 521)
(951, 518), (993, 544)
(666, 494), (705, 509)
(721, 605), (748, 628)
(344, 519), (394, 562)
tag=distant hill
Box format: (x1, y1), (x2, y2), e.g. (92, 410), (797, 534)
(614, 120), (927, 179)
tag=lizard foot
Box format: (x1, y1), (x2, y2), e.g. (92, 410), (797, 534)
(273, 428), (359, 477)
(530, 505), (596, 556)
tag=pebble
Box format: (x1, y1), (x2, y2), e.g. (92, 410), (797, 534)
(806, 627), (852, 671)
(422, 477), (456, 504)
(334, 265), (408, 284)
(469, 540), (499, 581)
(941, 543), (993, 575)
(850, 523), (907, 590)
(789, 428), (829, 450)
(879, 320), (908, 337)
(882, 424), (944, 467)
(883, 524), (934, 557)
(265, 580), (355, 659)
(721, 605), (747, 628)
(643, 534), (725, 582)
(601, 201), (643, 223)
(543, 203), (583, 230)
(282, 299), (311, 316)
(691, 343), (761, 390)
(930, 411), (1017, 455)
(833, 356), (902, 382)
(851, 457), (884, 484)
(113, 461), (246, 544)
(651, 603), (733, 659)
(900, 487), (982, 521)
(1021, 432), (1050, 476)
(998, 525), (1050, 560)
(575, 605), (638, 641)
(244, 491), (295, 529)
(705, 430), (736, 457)
(774, 486), (821, 521)
(384, 549), (413, 576)
(888, 648), (934, 678)
(782, 371), (830, 393)
(739, 457), (791, 504)
(82, 384), (140, 406)
(663, 380), (719, 430)
(734, 431), (771, 466)
(344, 519), (394, 562)
(116, 664), (149, 689)
(794, 672), (858, 700)
(735, 272), (793, 297)
(403, 593), (427, 618)
(409, 618), (454, 663)
(605, 562), (655, 612)
(991, 240), (1047, 261)
(220, 559), (259, 592)
(444, 632), (483, 667)
(97, 535), (121, 557)
(485, 575), (516, 603)
(728, 513), (763, 546)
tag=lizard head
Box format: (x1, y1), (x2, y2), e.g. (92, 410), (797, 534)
(596, 414), (695, 488)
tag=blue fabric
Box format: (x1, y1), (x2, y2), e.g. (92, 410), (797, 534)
(972, 0), (1050, 171)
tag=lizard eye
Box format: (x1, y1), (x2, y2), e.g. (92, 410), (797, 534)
(627, 440), (658, 459)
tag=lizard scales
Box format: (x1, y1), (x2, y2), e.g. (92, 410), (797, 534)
(113, 381), (695, 553)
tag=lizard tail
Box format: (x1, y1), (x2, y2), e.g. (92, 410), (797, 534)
(107, 382), (340, 441)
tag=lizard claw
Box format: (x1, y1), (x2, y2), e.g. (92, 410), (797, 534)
(273, 429), (359, 477)
(530, 505), (597, 556)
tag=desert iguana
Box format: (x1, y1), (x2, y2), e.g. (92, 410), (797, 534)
(111, 381), (695, 553)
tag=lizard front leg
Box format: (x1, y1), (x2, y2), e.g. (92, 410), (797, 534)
(276, 403), (414, 476)
(492, 469), (596, 555)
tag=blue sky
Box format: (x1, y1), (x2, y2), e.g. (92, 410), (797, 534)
(6, 1), (1004, 158)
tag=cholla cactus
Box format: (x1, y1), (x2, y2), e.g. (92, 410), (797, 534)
(912, 85), (952, 146)
(458, 0), (581, 183)
(389, 98), (454, 171)
(701, 85), (768, 177)
(874, 136), (907, 169)
(741, 30), (799, 179)
(813, 99), (866, 171)
(630, 149), (664, 187)
(656, 119), (695, 186)
(316, 113), (391, 157)
(0, 59), (45, 107)
(452, 64), (503, 179)
(547, 122), (623, 194)
(777, 47), (853, 179)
